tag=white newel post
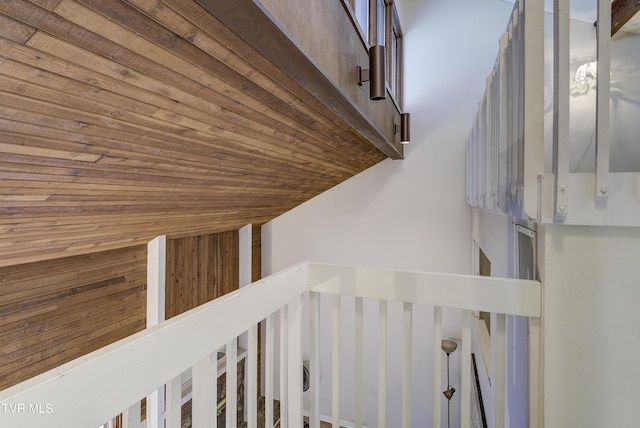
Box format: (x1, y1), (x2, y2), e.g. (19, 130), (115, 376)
(146, 235), (166, 428)
(238, 224), (253, 425)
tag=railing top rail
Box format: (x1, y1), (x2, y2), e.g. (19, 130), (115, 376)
(307, 262), (541, 317)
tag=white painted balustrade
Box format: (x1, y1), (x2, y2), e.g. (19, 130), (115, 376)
(0, 261), (540, 428)
(466, 0), (640, 226)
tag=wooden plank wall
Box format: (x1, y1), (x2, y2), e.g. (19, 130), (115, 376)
(0, 245), (147, 391)
(165, 230), (240, 319)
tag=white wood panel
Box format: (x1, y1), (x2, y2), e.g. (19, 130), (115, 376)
(307, 263), (541, 317)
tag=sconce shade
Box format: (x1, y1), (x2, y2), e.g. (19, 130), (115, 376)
(358, 45), (386, 100)
(441, 340), (457, 355)
(369, 45), (386, 100)
(400, 112), (410, 144)
(443, 387), (456, 401)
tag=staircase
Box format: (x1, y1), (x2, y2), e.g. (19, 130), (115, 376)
(0, 254), (540, 428)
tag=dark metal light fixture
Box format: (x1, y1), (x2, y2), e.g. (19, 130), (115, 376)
(442, 339), (458, 428)
(394, 112), (411, 144)
(358, 45), (386, 100)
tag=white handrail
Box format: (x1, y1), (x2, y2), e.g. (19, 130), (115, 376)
(0, 261), (542, 428)
(306, 263), (541, 317)
(0, 263), (308, 428)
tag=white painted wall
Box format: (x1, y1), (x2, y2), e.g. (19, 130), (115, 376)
(540, 224), (640, 427)
(262, 0), (513, 426)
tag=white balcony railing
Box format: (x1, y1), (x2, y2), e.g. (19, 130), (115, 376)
(0, 260), (541, 428)
(466, 0), (640, 227)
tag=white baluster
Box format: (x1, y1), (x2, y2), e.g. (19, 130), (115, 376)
(354, 297), (364, 428)
(402, 303), (412, 428)
(265, 313), (275, 428)
(432, 306), (442, 428)
(165, 374), (182, 428)
(226, 339), (238, 428)
(461, 310), (472, 428)
(378, 300), (387, 428)
(331, 294), (341, 428)
(122, 401), (141, 428)
(309, 292), (321, 428)
(287, 295), (303, 427)
(247, 325), (258, 428)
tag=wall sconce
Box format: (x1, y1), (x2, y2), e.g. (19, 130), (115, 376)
(358, 45), (386, 100)
(442, 340), (458, 428)
(394, 113), (411, 144)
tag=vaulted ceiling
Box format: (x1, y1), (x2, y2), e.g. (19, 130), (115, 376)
(0, 0), (392, 267)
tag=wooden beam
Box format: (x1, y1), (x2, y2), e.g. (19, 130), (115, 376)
(612, 0), (640, 35)
(194, 0), (403, 160)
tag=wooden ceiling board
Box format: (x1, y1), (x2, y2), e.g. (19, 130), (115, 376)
(0, 0), (390, 267)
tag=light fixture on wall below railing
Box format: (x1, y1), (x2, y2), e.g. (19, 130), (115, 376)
(357, 45), (386, 100)
(442, 339), (458, 428)
(394, 112), (411, 144)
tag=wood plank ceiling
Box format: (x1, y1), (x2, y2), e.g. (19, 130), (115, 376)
(0, 0), (389, 268)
